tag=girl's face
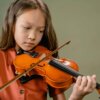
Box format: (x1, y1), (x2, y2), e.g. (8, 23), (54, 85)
(14, 9), (45, 51)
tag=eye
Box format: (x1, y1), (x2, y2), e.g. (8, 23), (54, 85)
(39, 30), (44, 33)
(23, 26), (31, 30)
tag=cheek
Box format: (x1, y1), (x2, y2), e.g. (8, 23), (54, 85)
(37, 34), (44, 42)
(14, 31), (25, 44)
(14, 24), (26, 39)
(14, 28), (26, 39)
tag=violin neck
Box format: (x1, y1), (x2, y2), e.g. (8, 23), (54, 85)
(49, 59), (82, 77)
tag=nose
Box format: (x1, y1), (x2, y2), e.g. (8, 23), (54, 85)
(28, 31), (36, 40)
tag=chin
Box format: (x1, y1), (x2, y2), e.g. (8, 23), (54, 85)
(23, 46), (37, 51)
(21, 47), (32, 51)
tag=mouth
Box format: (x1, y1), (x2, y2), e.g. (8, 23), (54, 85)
(24, 42), (35, 46)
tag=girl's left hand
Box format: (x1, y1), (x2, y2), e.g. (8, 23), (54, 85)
(69, 75), (96, 100)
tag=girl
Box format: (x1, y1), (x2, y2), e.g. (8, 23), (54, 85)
(0, 0), (96, 100)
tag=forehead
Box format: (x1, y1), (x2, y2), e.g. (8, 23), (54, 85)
(16, 9), (45, 27)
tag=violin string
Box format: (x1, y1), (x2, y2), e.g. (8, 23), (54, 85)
(0, 40), (71, 91)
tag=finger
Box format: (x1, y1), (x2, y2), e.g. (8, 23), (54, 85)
(86, 76), (92, 88)
(91, 74), (96, 88)
(80, 76), (88, 89)
(84, 76), (93, 92)
(86, 75), (96, 89)
(76, 76), (82, 86)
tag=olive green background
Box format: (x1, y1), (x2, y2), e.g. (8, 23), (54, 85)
(0, 0), (100, 100)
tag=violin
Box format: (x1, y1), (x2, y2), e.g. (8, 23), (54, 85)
(13, 45), (79, 89)
(0, 41), (100, 95)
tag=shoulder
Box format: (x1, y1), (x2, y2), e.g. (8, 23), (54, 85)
(0, 48), (16, 65)
(0, 49), (6, 59)
(0, 49), (7, 67)
(0, 48), (16, 56)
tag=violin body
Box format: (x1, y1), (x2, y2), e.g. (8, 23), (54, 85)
(13, 45), (78, 89)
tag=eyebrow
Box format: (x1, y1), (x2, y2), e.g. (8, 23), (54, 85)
(23, 22), (45, 29)
(38, 26), (45, 29)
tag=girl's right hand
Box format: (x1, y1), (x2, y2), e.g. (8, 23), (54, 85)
(69, 75), (96, 100)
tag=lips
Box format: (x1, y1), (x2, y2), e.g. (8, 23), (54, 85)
(24, 42), (35, 46)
